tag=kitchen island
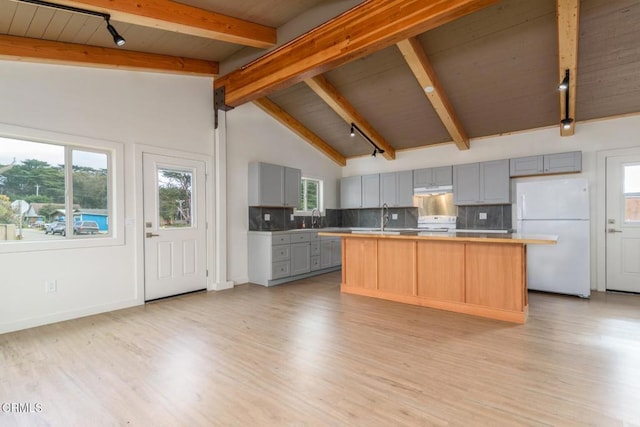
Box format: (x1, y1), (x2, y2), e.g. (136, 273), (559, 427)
(318, 230), (557, 323)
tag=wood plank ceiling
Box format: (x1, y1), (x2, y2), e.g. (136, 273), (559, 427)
(1, 0), (640, 165)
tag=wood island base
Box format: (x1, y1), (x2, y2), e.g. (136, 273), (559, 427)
(319, 232), (555, 324)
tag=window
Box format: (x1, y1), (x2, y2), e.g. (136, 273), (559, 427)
(0, 136), (111, 242)
(298, 177), (323, 213)
(624, 163), (640, 223)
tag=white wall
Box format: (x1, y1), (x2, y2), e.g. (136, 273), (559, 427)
(225, 102), (343, 284)
(0, 60), (214, 333)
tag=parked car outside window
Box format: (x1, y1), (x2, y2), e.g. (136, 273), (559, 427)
(73, 221), (100, 235)
(50, 222), (66, 236)
(45, 221), (65, 234)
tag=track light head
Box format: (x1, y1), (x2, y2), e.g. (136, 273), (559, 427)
(559, 69), (570, 91)
(105, 19), (126, 46)
(561, 117), (574, 129)
(350, 123), (355, 137)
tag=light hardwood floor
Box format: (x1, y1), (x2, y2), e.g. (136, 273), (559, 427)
(2, 271), (640, 426)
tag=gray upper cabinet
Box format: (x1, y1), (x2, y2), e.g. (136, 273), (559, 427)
(340, 175), (362, 208)
(413, 166), (453, 188)
(361, 174), (380, 208)
(380, 171), (413, 207)
(454, 159), (510, 205)
(510, 151), (582, 177)
(248, 162), (301, 207)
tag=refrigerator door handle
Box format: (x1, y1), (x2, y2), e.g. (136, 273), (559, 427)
(520, 194), (526, 219)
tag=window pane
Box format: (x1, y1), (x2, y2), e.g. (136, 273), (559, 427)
(307, 180), (319, 210)
(73, 150), (108, 237)
(624, 164), (640, 193)
(158, 169), (193, 228)
(625, 196), (640, 223)
(0, 137), (65, 242)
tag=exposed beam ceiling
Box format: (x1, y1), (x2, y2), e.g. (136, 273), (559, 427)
(214, 0), (501, 107)
(253, 97), (347, 166)
(557, 0), (579, 136)
(397, 37), (469, 150)
(0, 34), (218, 75)
(29, 0), (277, 48)
(304, 75), (396, 160)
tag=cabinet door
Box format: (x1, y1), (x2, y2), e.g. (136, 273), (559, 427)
(320, 239), (332, 268)
(413, 168), (432, 188)
(453, 163), (480, 205)
(397, 170), (414, 206)
(284, 167), (301, 208)
(510, 155), (543, 177)
(290, 242), (311, 275)
(480, 159), (510, 204)
(362, 174), (380, 207)
(331, 239), (342, 267)
(380, 172), (398, 206)
(544, 151), (581, 174)
(340, 176), (362, 208)
(432, 166), (453, 186)
(255, 162), (284, 206)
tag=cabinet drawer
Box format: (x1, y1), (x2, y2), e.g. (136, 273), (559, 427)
(310, 242), (320, 256)
(290, 232), (311, 243)
(271, 244), (290, 262)
(310, 256), (321, 271)
(271, 234), (291, 245)
(272, 261), (291, 279)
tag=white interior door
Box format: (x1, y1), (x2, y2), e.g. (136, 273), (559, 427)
(606, 155), (640, 293)
(143, 153), (207, 300)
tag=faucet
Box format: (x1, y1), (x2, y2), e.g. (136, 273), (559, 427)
(311, 208), (320, 229)
(381, 203), (389, 232)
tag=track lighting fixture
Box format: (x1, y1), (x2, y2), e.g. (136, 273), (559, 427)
(559, 69), (574, 130)
(349, 123), (384, 157)
(558, 69), (569, 91)
(18, 0), (126, 47)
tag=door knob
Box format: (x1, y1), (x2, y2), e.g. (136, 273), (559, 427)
(146, 232), (160, 238)
(607, 228), (622, 233)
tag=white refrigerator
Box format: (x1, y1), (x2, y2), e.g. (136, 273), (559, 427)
(516, 178), (590, 298)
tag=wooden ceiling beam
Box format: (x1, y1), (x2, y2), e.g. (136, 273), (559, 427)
(557, 0), (580, 136)
(215, 0), (500, 107)
(305, 75), (396, 160)
(39, 0), (276, 48)
(0, 35), (218, 76)
(253, 97), (347, 167)
(397, 37), (469, 150)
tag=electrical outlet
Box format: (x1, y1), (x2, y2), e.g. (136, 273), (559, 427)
(479, 212), (487, 220)
(264, 213), (270, 221)
(391, 213), (398, 220)
(45, 280), (57, 293)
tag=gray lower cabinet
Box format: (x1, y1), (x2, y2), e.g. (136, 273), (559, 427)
(453, 159), (510, 205)
(510, 151), (582, 176)
(321, 237), (342, 269)
(248, 231), (341, 286)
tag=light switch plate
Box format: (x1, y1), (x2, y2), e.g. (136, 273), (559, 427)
(264, 213), (270, 221)
(479, 212), (487, 220)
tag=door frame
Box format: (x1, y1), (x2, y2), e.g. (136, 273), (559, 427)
(596, 145), (640, 292)
(134, 144), (219, 302)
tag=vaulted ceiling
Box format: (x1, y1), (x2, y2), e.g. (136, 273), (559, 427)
(1, 0), (639, 166)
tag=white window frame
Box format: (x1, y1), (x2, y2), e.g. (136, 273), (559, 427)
(297, 176), (324, 214)
(0, 123), (124, 254)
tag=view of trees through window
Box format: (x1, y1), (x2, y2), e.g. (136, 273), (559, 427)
(158, 169), (193, 227)
(299, 177), (321, 212)
(0, 137), (109, 241)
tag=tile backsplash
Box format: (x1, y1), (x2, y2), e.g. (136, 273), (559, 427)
(457, 205), (512, 230)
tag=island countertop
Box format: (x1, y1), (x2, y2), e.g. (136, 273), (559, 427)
(317, 230), (557, 245)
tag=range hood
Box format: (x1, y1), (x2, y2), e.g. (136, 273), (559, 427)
(413, 185), (453, 195)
